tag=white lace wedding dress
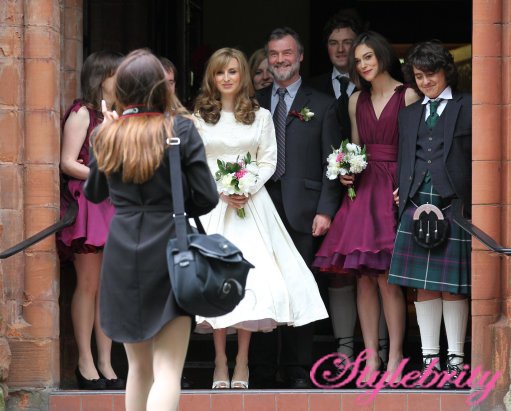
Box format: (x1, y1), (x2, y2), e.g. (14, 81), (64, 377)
(194, 108), (328, 332)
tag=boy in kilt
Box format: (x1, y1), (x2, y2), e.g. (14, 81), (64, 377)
(388, 41), (471, 388)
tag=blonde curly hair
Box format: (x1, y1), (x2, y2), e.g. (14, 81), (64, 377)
(194, 48), (259, 125)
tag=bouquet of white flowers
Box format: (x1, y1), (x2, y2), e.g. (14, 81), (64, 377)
(326, 139), (368, 200)
(215, 152), (258, 217)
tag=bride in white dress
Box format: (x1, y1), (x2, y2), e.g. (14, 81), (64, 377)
(193, 48), (327, 390)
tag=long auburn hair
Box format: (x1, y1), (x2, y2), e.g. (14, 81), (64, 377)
(93, 49), (188, 184)
(194, 48), (259, 125)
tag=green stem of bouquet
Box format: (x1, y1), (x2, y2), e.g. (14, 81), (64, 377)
(237, 207), (246, 218)
(348, 187), (356, 200)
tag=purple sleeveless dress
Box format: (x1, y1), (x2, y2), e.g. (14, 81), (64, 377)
(57, 100), (115, 261)
(313, 85), (407, 276)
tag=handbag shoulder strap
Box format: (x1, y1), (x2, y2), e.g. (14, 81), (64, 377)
(167, 135), (207, 251)
(168, 137), (188, 251)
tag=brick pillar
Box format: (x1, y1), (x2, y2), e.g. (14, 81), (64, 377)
(500, 0), (511, 407)
(0, 0), (61, 399)
(0, 0), (24, 405)
(472, 0), (511, 409)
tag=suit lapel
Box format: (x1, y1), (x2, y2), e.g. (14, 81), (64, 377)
(257, 86), (272, 111)
(442, 94), (462, 161)
(406, 102), (424, 171)
(286, 85), (311, 126)
(327, 76), (335, 98)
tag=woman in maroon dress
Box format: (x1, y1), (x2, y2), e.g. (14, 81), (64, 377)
(313, 32), (419, 380)
(58, 51), (124, 389)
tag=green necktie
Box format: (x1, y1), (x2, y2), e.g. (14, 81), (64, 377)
(426, 99), (442, 129)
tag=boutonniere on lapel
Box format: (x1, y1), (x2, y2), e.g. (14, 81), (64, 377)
(289, 106), (314, 122)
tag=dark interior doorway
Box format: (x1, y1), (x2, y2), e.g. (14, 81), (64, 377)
(83, 0), (471, 104)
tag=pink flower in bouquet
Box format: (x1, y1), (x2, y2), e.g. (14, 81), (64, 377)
(235, 169), (247, 179)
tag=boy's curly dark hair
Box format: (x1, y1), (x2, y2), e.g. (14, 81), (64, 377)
(402, 41), (458, 96)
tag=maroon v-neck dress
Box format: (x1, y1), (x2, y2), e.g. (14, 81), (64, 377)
(313, 85), (407, 276)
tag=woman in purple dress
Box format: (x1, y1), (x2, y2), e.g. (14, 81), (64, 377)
(58, 51), (124, 389)
(313, 32), (419, 380)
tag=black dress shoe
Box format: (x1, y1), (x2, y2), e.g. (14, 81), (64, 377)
(287, 377), (311, 389)
(98, 371), (126, 390)
(415, 355), (441, 389)
(443, 354), (464, 390)
(75, 367), (106, 390)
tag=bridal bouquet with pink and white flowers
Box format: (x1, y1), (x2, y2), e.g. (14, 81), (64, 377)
(326, 139), (367, 200)
(215, 152), (258, 218)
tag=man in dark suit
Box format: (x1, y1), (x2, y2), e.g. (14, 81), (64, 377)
(249, 27), (342, 389)
(307, 13), (367, 367)
(308, 12), (362, 139)
(388, 41), (471, 388)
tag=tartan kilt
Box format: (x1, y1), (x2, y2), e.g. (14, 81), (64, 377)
(387, 179), (471, 295)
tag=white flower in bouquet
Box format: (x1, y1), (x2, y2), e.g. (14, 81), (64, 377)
(349, 155), (368, 174)
(237, 172), (257, 194)
(346, 143), (361, 154)
(219, 174), (236, 194)
(326, 151), (342, 180)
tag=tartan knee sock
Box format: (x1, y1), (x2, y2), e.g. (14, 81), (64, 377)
(443, 298), (469, 357)
(414, 298), (442, 360)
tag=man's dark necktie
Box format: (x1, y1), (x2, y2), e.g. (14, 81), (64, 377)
(336, 76), (350, 103)
(336, 76), (351, 138)
(272, 87), (287, 181)
(426, 99), (442, 129)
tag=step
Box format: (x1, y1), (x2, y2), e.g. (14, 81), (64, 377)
(49, 389), (471, 411)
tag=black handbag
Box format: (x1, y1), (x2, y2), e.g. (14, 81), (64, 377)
(166, 136), (253, 317)
(412, 203), (450, 249)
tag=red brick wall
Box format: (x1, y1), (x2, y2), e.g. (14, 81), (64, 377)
(0, 0), (63, 393)
(0, 0), (23, 398)
(472, 0), (511, 408)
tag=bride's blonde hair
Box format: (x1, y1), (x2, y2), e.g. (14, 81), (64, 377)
(194, 48), (259, 125)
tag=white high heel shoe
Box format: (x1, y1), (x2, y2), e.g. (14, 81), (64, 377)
(231, 366), (249, 389)
(212, 379), (230, 389)
(212, 367), (230, 389)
